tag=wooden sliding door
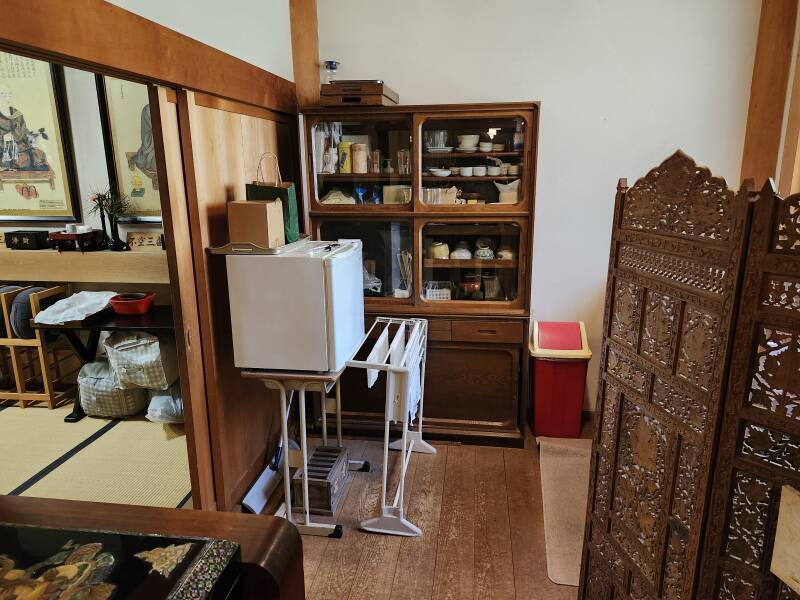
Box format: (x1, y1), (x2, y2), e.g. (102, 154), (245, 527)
(173, 90), (299, 511)
(579, 152), (751, 599)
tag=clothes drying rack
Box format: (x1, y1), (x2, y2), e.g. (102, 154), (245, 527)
(241, 316), (434, 538)
(347, 317), (436, 536)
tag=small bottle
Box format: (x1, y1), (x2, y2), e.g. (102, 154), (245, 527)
(513, 121), (524, 151)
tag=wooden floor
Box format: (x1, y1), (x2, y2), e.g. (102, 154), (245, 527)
(301, 434), (579, 600)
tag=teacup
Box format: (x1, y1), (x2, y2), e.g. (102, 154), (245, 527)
(473, 166), (487, 176)
(487, 166), (501, 176)
(451, 166), (461, 175)
(460, 166), (473, 177)
(508, 165), (520, 175)
(479, 142), (493, 152)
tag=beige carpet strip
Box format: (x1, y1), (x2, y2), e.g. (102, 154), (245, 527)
(537, 436), (592, 586)
(0, 405), (107, 494)
(21, 417), (191, 508)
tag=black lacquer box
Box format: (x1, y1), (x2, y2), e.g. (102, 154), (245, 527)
(0, 523), (241, 599)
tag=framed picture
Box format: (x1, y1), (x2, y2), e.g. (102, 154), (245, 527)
(97, 75), (162, 223)
(0, 51), (80, 222)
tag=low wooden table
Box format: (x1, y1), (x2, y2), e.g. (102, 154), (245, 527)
(0, 495), (304, 599)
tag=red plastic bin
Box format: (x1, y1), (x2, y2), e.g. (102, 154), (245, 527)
(530, 321), (592, 438)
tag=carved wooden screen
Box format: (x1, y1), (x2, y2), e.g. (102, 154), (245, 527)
(698, 183), (800, 600)
(579, 151), (750, 599)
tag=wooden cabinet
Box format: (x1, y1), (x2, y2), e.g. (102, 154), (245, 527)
(302, 103), (538, 446)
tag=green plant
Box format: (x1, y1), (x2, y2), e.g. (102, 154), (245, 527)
(88, 187), (132, 219)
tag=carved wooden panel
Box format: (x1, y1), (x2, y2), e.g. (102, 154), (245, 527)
(579, 152), (750, 599)
(700, 184), (800, 599)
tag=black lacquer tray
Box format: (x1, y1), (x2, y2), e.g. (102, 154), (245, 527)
(0, 523), (240, 599)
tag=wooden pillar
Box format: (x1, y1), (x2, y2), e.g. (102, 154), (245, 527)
(290, 0), (321, 108)
(740, 0), (798, 185)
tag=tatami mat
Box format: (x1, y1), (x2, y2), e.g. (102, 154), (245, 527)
(0, 404), (108, 494)
(20, 417), (191, 508)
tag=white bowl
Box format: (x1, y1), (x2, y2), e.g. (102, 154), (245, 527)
(458, 135), (480, 146)
(430, 169), (451, 177)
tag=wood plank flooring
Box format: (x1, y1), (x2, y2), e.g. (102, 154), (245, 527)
(301, 436), (579, 600)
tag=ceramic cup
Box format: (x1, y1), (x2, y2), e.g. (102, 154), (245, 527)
(65, 223), (77, 233)
(451, 166), (461, 175)
(76, 225), (92, 234)
(473, 166), (487, 176)
(460, 166), (473, 177)
(500, 166), (509, 175)
(479, 142), (493, 152)
(508, 165), (520, 175)
(458, 134), (480, 147)
(487, 166), (501, 176)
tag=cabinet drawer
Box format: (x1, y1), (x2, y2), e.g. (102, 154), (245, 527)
(451, 320), (524, 344)
(427, 319), (451, 341)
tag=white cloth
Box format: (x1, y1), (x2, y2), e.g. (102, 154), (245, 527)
(33, 291), (117, 325)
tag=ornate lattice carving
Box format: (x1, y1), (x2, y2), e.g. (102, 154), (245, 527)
(630, 575), (655, 600)
(652, 376), (708, 434)
(594, 453), (614, 514)
(676, 307), (719, 392)
(723, 472), (772, 568)
(748, 326), (800, 421)
(663, 527), (688, 600)
(600, 383), (621, 452)
(612, 401), (667, 579)
(611, 279), (642, 347)
(607, 347), (648, 394)
(584, 554), (613, 600)
(740, 422), (800, 474)
(591, 529), (626, 585)
(762, 276), (800, 313)
(617, 245), (727, 296)
(641, 291), (680, 366)
(672, 438), (700, 529)
(621, 151), (734, 241)
(717, 570), (758, 600)
(773, 193), (800, 253)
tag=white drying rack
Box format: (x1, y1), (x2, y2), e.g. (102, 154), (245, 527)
(346, 317), (436, 536)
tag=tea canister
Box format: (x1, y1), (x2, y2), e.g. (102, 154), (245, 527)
(352, 143), (368, 174)
(338, 141), (353, 174)
(475, 241), (495, 260)
(430, 242), (450, 260)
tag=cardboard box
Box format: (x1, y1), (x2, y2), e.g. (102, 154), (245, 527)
(227, 200), (285, 249)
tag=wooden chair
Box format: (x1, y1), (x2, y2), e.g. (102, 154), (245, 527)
(0, 285), (79, 409)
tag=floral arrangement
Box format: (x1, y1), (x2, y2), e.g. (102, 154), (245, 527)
(88, 187), (132, 219)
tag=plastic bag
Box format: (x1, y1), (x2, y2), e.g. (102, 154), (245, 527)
(146, 381), (184, 424)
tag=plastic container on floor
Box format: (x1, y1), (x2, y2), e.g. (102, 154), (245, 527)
(530, 321), (592, 438)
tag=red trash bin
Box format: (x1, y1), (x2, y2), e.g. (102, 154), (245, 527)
(530, 321), (592, 438)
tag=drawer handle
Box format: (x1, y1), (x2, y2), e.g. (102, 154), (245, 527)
(477, 329), (498, 335)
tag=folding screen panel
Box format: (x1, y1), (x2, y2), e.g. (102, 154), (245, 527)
(699, 182), (800, 600)
(579, 152), (751, 599)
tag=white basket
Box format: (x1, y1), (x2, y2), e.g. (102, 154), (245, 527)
(424, 281), (453, 301)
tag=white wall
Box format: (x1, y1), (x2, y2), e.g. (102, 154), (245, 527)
(317, 0), (762, 409)
(106, 0), (294, 82)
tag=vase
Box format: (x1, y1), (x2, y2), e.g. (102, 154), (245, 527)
(107, 216), (129, 251)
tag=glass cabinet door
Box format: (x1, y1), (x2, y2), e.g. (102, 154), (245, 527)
(420, 116), (527, 207)
(310, 117), (412, 207)
(422, 222), (521, 302)
(320, 220), (413, 299)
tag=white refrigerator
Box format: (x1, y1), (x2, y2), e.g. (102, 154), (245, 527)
(225, 240), (365, 372)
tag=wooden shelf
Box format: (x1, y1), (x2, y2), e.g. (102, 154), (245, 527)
(316, 173), (412, 182)
(424, 258), (518, 269)
(422, 151), (521, 159)
(423, 175), (520, 182)
(0, 249), (170, 284)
